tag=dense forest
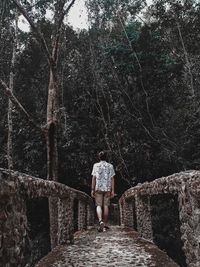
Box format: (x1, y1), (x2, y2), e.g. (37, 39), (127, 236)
(1, 0), (200, 196)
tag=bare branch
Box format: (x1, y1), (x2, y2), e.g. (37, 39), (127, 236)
(11, 0), (53, 65)
(52, 0), (76, 63)
(0, 79), (41, 131)
(117, 11), (155, 128)
(177, 22), (195, 97)
(57, 0), (76, 32)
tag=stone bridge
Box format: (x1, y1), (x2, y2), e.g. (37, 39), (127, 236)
(1, 168), (200, 267)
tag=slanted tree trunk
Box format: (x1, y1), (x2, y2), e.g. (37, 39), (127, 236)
(46, 67), (60, 247)
(46, 67), (59, 181)
(10, 0), (75, 183)
(45, 0), (75, 182)
(7, 64), (14, 170)
(7, 11), (18, 170)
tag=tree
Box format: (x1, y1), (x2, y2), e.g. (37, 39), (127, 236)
(1, 0), (200, 195)
(0, 0), (77, 248)
(7, 10), (19, 170)
(10, 0), (76, 182)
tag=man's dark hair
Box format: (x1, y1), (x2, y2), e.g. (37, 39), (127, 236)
(98, 151), (107, 161)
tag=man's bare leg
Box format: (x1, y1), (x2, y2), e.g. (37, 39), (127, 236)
(103, 205), (109, 226)
(96, 205), (103, 222)
(96, 205), (104, 231)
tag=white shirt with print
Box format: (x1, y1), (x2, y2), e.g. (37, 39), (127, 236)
(92, 160), (115, 192)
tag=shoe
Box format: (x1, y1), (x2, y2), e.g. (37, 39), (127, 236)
(98, 220), (104, 232)
(103, 225), (110, 232)
(98, 227), (103, 232)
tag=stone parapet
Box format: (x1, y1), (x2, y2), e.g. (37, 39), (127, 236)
(0, 168), (94, 267)
(119, 170), (200, 267)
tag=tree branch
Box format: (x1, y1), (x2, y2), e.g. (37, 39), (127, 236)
(117, 11), (155, 128)
(0, 79), (42, 131)
(52, 0), (76, 63)
(11, 0), (53, 66)
(177, 22), (195, 97)
(59, 0), (76, 29)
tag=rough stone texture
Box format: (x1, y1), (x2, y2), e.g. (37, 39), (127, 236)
(0, 168), (94, 267)
(57, 196), (74, 245)
(78, 200), (87, 231)
(87, 203), (95, 226)
(119, 170), (200, 267)
(135, 195), (153, 241)
(119, 197), (125, 226)
(0, 178), (27, 267)
(2, 167), (200, 267)
(49, 197), (59, 248)
(123, 199), (135, 228)
(35, 226), (178, 267)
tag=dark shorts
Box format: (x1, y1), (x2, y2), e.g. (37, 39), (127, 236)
(95, 191), (111, 206)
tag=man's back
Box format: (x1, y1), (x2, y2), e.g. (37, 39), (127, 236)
(92, 161), (115, 192)
(91, 151), (115, 232)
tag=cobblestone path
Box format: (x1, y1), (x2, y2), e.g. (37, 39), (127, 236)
(36, 226), (179, 267)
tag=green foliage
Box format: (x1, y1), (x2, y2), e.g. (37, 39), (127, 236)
(1, 0), (200, 196)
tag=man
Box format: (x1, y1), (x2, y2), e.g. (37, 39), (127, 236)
(91, 151), (115, 232)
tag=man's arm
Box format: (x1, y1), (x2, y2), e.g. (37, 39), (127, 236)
(91, 175), (96, 198)
(111, 176), (115, 198)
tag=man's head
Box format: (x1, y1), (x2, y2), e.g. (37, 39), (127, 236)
(98, 151), (107, 161)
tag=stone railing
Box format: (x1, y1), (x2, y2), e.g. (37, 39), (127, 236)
(119, 170), (200, 267)
(0, 168), (94, 267)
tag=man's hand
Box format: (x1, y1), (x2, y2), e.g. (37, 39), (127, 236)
(91, 190), (95, 198)
(110, 191), (115, 199)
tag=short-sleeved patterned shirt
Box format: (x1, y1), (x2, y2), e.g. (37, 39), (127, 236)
(92, 161), (115, 192)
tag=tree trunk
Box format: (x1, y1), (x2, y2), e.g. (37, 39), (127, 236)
(7, 12), (18, 170)
(46, 66), (59, 248)
(7, 77), (14, 170)
(9, 0), (76, 249)
(46, 67), (59, 182)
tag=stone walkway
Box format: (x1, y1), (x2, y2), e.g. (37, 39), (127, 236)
(36, 226), (179, 267)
